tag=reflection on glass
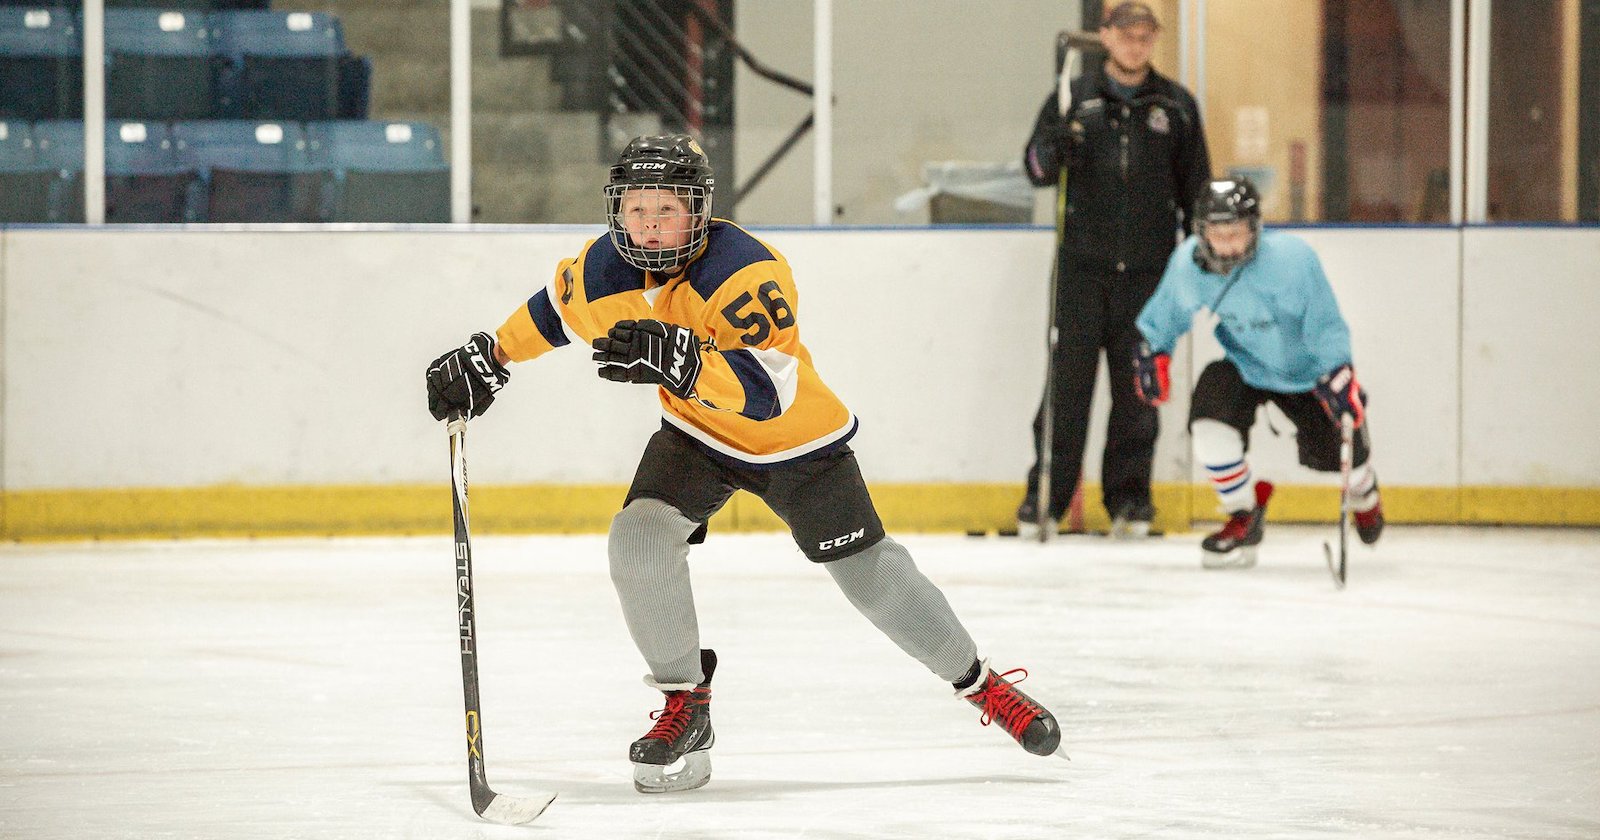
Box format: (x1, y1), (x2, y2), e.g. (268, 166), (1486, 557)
(1323, 0), (1451, 222)
(1203, 0), (1449, 223)
(478, 0), (738, 224)
(0, 6), (84, 222)
(0, 0), (453, 223)
(1488, 0), (1593, 222)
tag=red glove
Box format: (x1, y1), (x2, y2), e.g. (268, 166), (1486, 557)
(1134, 341), (1170, 406)
(1314, 363), (1366, 428)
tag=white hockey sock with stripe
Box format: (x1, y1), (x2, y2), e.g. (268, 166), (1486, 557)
(1347, 462), (1378, 512)
(1193, 419), (1255, 514)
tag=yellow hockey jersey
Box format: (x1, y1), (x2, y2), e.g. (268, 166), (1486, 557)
(495, 220), (857, 467)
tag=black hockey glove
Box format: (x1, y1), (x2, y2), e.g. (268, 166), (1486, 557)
(426, 331), (510, 421)
(591, 319), (703, 399)
(1313, 363), (1366, 428)
(1134, 341), (1170, 406)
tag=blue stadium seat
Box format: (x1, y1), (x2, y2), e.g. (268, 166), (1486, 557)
(216, 11), (350, 121)
(35, 119), (198, 222)
(29, 118), (84, 220)
(0, 119), (56, 222)
(0, 2), (271, 7)
(116, 1), (271, 7)
(105, 8), (220, 120)
(0, 118), (33, 166)
(0, 8), (82, 119)
(306, 121), (450, 223)
(173, 120), (323, 222)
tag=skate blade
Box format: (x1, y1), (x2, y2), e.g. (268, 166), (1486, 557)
(632, 751), (711, 794)
(1202, 545), (1258, 569)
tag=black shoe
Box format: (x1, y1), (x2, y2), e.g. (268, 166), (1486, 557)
(1015, 497), (1060, 539)
(1201, 481), (1273, 568)
(1109, 501), (1155, 539)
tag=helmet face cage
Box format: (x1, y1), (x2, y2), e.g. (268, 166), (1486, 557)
(605, 182), (712, 273)
(1194, 178), (1262, 275)
(605, 133), (715, 273)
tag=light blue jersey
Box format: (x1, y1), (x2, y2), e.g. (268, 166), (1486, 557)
(1135, 230), (1352, 393)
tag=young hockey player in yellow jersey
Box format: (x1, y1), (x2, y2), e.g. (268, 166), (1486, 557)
(425, 135), (1066, 794)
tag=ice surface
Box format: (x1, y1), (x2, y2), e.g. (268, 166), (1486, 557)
(3, 526), (1598, 839)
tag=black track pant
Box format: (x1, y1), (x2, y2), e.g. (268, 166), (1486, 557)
(1023, 265), (1161, 520)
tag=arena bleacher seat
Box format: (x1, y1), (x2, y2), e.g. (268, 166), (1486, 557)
(103, 10), (214, 121)
(109, 1), (271, 8)
(35, 119), (197, 222)
(306, 121), (450, 223)
(0, 5), (443, 225)
(0, 7), (82, 120)
(0, 119), (57, 221)
(28, 119), (84, 221)
(104, 8), (220, 120)
(0, 2), (271, 8)
(216, 11), (362, 122)
(173, 119), (321, 222)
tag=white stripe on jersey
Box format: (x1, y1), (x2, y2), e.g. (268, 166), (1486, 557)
(744, 346), (801, 415)
(547, 273), (585, 347)
(661, 411), (857, 465)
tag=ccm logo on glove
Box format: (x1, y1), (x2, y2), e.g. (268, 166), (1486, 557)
(593, 319), (705, 400)
(425, 331), (510, 420)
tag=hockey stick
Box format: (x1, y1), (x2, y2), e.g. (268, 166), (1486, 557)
(1035, 31), (1089, 543)
(1322, 413), (1354, 589)
(448, 413), (557, 824)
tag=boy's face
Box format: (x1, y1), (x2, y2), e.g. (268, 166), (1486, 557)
(1202, 219), (1255, 259)
(619, 187), (695, 252)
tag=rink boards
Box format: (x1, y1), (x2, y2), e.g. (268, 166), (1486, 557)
(0, 224), (1596, 539)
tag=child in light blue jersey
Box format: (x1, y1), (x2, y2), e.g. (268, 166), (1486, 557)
(1132, 178), (1383, 568)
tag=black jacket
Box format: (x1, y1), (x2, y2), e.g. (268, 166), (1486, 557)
(1024, 65), (1211, 277)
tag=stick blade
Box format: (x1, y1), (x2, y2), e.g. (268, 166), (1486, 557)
(1323, 541), (1346, 590)
(476, 790), (557, 825)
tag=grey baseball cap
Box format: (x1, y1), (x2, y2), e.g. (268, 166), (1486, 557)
(1102, 1), (1160, 29)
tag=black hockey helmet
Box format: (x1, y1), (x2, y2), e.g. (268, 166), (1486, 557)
(605, 134), (715, 272)
(1193, 177), (1262, 275)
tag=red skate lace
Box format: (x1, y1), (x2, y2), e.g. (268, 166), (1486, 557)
(643, 692), (692, 743)
(973, 668), (1041, 739)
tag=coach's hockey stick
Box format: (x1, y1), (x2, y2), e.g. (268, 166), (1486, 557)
(1322, 413), (1354, 589)
(448, 413), (557, 824)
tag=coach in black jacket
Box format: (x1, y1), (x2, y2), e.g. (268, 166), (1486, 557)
(1017, 1), (1210, 537)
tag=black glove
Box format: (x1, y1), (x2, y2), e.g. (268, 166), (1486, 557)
(591, 319), (703, 399)
(1313, 363), (1366, 428)
(426, 331), (510, 421)
(1134, 340), (1170, 406)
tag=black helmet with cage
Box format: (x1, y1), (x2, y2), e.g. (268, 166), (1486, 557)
(1192, 177), (1262, 275)
(605, 134), (716, 272)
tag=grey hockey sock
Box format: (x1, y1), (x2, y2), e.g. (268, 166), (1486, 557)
(825, 536), (979, 684)
(952, 658), (983, 691)
(609, 498), (704, 684)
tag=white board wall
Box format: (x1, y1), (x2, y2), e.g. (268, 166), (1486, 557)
(1, 226), (1594, 494)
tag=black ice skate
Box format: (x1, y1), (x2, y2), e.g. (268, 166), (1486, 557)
(1110, 501), (1156, 540)
(1014, 497), (1060, 540)
(1353, 479), (1384, 545)
(958, 660), (1066, 758)
(1202, 480), (1273, 569)
(630, 649), (716, 794)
